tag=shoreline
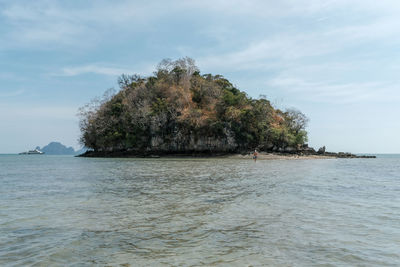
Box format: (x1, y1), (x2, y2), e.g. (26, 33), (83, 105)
(227, 152), (337, 160)
(78, 151), (376, 159)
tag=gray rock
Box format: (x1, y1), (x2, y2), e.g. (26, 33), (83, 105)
(284, 146), (296, 152)
(317, 146), (326, 154)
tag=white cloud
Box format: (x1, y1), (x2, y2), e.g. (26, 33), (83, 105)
(267, 77), (399, 104)
(56, 61), (157, 77)
(60, 65), (132, 76)
(1, 3), (88, 47)
(192, 2), (400, 106)
(182, 0), (400, 19)
(2, 0), (400, 50)
(199, 15), (400, 70)
(0, 1), (169, 48)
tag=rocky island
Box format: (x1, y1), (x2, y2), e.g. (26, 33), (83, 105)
(40, 142), (75, 155)
(78, 57), (374, 159)
(34, 142), (87, 155)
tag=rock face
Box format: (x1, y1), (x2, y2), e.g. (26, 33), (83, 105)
(300, 145), (375, 158)
(317, 146), (326, 154)
(147, 129), (238, 153)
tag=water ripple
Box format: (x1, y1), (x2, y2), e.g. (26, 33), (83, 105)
(1, 155), (400, 266)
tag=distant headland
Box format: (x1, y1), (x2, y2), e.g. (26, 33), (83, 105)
(40, 142), (75, 155)
(19, 142), (87, 155)
(78, 57), (375, 159)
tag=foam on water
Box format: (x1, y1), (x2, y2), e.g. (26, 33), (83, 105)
(1, 155), (399, 266)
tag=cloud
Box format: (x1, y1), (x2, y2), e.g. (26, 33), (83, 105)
(56, 61), (157, 77)
(0, 0), (171, 49)
(267, 77), (399, 104)
(181, 0), (400, 22)
(192, 3), (400, 105)
(59, 65), (132, 76)
(1, 3), (89, 48)
(0, 104), (78, 120)
(181, 0), (337, 18)
(199, 15), (400, 71)
(2, 0), (400, 51)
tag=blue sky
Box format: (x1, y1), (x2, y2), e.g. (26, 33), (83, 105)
(1, 0), (400, 153)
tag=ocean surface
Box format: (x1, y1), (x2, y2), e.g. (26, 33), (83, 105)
(1, 154), (399, 266)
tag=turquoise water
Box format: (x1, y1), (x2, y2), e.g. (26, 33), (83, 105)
(1, 155), (399, 266)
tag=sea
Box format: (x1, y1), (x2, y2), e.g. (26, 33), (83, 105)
(0, 154), (399, 266)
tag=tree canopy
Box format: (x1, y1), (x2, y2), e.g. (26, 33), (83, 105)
(78, 57), (308, 154)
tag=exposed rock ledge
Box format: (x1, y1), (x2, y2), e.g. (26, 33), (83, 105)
(78, 145), (376, 159)
(229, 152), (375, 160)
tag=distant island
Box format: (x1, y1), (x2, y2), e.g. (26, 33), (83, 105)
(32, 142), (87, 155)
(78, 57), (374, 159)
(39, 142), (75, 155)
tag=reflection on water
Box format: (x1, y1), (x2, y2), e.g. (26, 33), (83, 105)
(1, 155), (400, 266)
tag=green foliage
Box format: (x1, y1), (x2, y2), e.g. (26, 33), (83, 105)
(111, 102), (122, 116)
(151, 98), (168, 114)
(78, 58), (309, 152)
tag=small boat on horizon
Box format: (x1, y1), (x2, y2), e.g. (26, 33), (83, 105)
(19, 149), (45, 155)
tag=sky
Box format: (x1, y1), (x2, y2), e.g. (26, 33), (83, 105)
(1, 0), (400, 153)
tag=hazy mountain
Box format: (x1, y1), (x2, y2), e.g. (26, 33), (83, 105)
(40, 142), (75, 155)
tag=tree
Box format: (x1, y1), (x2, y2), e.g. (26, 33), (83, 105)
(78, 57), (308, 153)
(284, 108), (309, 134)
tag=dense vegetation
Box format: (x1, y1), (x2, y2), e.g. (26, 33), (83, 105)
(79, 58), (308, 154)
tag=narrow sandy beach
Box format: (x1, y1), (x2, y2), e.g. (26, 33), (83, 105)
(228, 152), (337, 160)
